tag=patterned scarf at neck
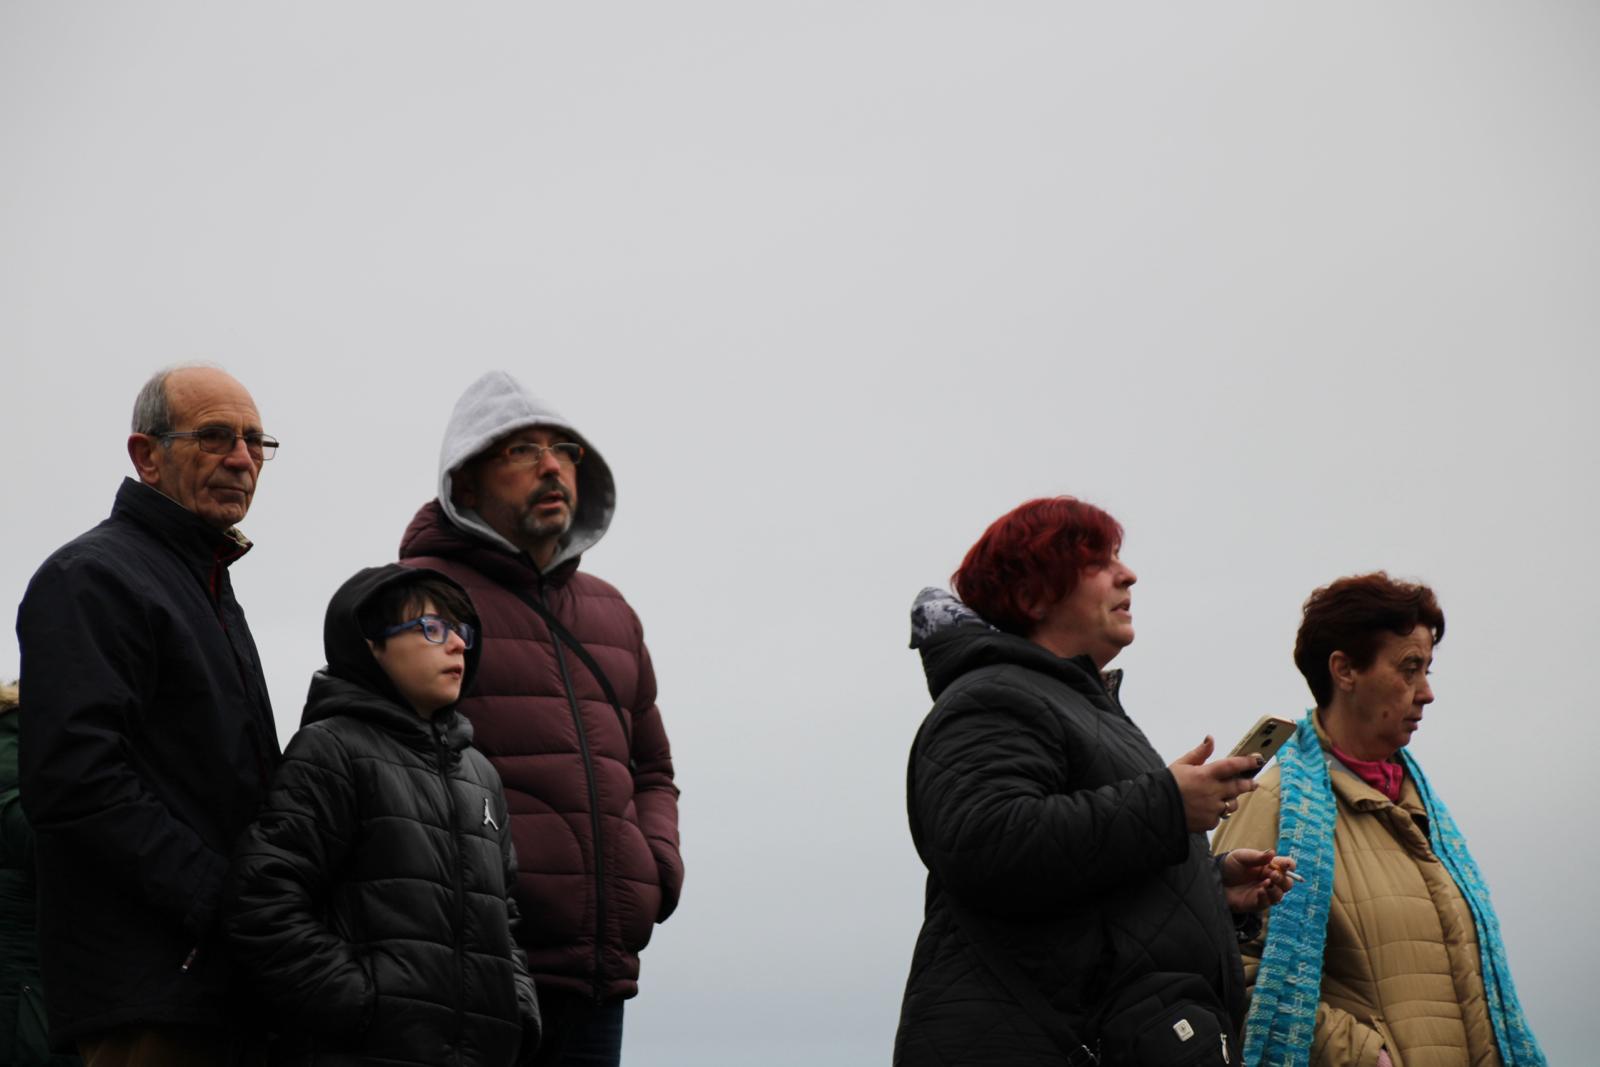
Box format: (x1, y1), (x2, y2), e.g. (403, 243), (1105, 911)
(1242, 713), (1547, 1067)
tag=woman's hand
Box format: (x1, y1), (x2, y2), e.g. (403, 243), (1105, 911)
(1168, 736), (1262, 831)
(1220, 847), (1297, 912)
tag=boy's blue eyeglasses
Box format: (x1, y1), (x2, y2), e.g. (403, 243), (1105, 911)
(379, 614), (476, 649)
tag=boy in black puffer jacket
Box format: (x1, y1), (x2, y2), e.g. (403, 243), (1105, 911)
(224, 565), (540, 1067)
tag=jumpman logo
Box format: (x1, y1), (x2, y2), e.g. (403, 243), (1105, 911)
(482, 797), (499, 830)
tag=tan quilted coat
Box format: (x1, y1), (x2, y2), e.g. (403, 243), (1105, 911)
(1213, 715), (1503, 1067)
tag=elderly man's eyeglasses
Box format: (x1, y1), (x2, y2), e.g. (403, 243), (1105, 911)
(497, 441), (584, 468)
(158, 427), (280, 461)
(379, 614), (476, 649)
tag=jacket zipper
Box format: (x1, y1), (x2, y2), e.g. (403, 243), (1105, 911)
(207, 563), (276, 793)
(541, 582), (609, 1003)
(435, 724), (467, 1065)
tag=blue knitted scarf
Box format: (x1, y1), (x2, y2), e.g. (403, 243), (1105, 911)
(1243, 714), (1546, 1067)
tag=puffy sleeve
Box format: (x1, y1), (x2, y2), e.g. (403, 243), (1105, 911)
(909, 675), (1189, 917)
(223, 725), (374, 1037)
(627, 623), (683, 922)
(498, 791), (543, 1064)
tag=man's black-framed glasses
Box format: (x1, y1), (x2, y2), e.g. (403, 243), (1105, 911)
(497, 441), (584, 469)
(379, 614), (476, 649)
(158, 427), (280, 461)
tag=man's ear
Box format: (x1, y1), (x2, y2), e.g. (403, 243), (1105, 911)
(127, 434), (162, 487)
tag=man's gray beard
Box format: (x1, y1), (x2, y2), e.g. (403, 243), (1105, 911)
(520, 510), (573, 544)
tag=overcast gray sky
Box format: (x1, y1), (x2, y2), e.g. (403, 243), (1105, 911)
(3, 3), (1595, 1063)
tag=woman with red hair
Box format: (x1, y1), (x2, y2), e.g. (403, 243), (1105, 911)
(895, 497), (1295, 1067)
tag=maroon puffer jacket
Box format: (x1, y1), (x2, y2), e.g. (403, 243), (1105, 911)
(400, 501), (683, 1000)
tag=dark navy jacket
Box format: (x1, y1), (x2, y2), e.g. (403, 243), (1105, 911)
(16, 477), (279, 1044)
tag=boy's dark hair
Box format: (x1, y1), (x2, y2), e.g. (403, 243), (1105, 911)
(360, 574), (476, 648)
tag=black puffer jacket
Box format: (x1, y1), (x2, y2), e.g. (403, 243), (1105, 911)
(223, 566), (540, 1067)
(894, 599), (1245, 1066)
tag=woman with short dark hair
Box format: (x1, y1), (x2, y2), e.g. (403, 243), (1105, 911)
(1215, 573), (1546, 1067)
(895, 497), (1294, 1067)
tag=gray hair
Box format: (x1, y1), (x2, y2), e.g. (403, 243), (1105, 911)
(131, 362), (223, 436)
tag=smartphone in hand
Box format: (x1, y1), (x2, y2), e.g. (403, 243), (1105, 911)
(1228, 716), (1297, 776)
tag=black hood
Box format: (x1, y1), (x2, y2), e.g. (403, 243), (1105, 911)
(917, 625), (1098, 697)
(313, 564), (482, 724)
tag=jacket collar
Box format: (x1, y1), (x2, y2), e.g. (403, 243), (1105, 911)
(113, 477), (253, 565)
(918, 623), (1122, 714)
(1310, 709), (1425, 818)
(400, 499), (580, 589)
(301, 672), (474, 754)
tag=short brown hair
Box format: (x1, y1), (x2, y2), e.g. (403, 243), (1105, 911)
(1293, 572), (1445, 707)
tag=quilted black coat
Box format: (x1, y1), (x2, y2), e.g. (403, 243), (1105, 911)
(223, 565), (540, 1066)
(894, 621), (1245, 1066)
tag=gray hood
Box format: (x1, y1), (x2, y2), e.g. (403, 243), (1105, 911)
(909, 586), (995, 649)
(436, 370), (617, 570)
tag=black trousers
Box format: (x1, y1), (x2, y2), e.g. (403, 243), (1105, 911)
(528, 989), (625, 1067)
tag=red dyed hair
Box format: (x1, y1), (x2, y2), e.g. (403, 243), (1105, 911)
(953, 497), (1124, 635)
(1293, 572), (1446, 707)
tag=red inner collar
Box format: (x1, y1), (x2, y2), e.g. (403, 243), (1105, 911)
(1330, 742), (1404, 803)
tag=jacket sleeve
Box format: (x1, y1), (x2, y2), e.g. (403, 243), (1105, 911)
(0, 715), (29, 867)
(499, 802), (542, 1065)
(1311, 1004), (1387, 1067)
(910, 677), (1189, 916)
(0, 781), (29, 869)
(627, 631), (683, 923)
(17, 554), (229, 937)
(1211, 778), (1282, 987)
(222, 725), (374, 1037)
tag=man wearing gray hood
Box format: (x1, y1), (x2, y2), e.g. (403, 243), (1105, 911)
(399, 371), (682, 1067)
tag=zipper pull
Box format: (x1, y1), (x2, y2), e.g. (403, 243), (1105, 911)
(181, 945), (200, 972)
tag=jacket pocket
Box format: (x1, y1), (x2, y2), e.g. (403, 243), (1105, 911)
(1095, 971), (1234, 1066)
(1371, 1018), (1401, 1067)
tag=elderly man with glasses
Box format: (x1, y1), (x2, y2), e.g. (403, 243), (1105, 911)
(15, 364), (281, 1066)
(399, 370), (684, 1067)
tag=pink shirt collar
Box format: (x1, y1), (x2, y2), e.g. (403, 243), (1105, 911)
(1330, 742), (1404, 803)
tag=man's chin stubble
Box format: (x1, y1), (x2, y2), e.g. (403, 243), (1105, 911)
(521, 515), (573, 542)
